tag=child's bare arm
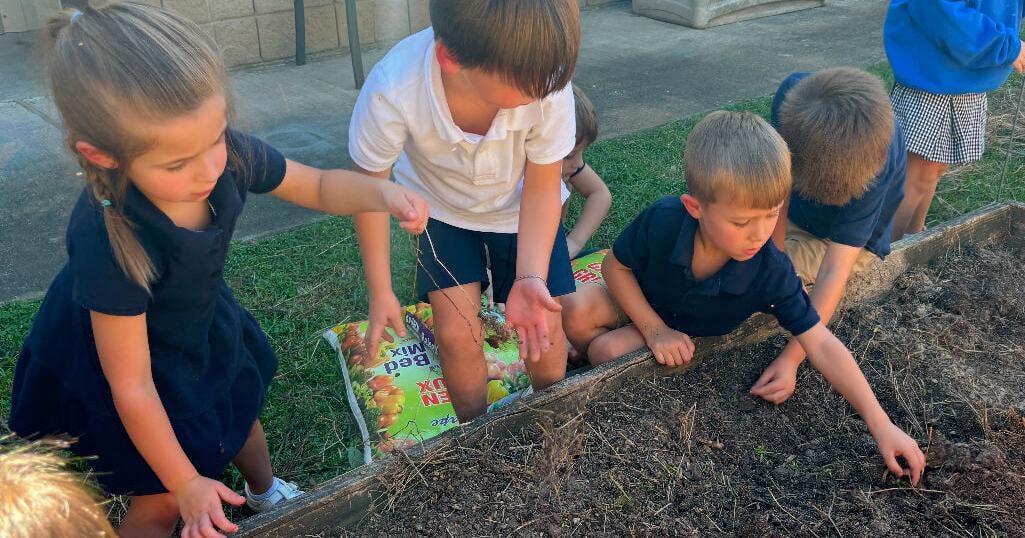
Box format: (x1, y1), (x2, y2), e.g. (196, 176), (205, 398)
(602, 252), (694, 366)
(91, 311), (245, 533)
(349, 165), (408, 361)
(751, 243), (862, 403)
(796, 323), (925, 485)
(507, 159), (564, 362)
(565, 164), (611, 257)
(92, 312), (198, 492)
(269, 159), (428, 234)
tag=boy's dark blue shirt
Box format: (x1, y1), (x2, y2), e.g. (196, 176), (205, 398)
(771, 72), (907, 259)
(612, 196), (819, 338)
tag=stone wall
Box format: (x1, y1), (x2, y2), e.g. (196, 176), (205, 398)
(137, 0), (624, 67)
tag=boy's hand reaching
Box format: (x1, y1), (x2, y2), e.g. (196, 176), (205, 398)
(506, 276), (561, 362)
(382, 183), (429, 234)
(641, 323), (695, 367)
(366, 291), (406, 360)
(872, 422), (925, 487)
(1015, 40), (1025, 73)
(750, 355), (800, 404)
(174, 475), (245, 538)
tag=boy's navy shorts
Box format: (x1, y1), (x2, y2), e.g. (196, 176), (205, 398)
(415, 218), (575, 303)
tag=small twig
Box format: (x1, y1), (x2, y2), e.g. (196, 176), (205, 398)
(811, 501), (842, 537)
(704, 513), (726, 533)
(410, 231), (482, 345)
(867, 487), (946, 495)
(510, 517), (540, 535)
(769, 488), (818, 537)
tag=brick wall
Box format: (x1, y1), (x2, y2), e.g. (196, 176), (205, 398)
(142, 0), (624, 67)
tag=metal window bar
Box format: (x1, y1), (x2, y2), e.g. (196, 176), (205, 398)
(294, 0), (364, 89)
(294, 0), (306, 66)
(344, 0), (366, 88)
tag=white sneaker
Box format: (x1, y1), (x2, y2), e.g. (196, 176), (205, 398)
(245, 477), (304, 513)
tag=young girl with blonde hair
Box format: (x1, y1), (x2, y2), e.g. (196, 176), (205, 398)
(8, 3), (427, 536)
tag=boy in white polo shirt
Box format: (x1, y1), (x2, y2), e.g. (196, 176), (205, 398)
(349, 0), (581, 421)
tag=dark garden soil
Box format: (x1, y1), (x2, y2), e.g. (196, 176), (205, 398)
(346, 244), (1025, 537)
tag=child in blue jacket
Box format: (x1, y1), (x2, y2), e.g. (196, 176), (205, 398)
(885, 0), (1025, 238)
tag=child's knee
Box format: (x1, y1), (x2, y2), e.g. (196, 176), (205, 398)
(560, 292), (588, 334)
(588, 331), (642, 365)
(587, 339), (621, 365)
(561, 287), (605, 339)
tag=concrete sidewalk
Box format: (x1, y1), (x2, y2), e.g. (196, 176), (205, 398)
(0, 0), (887, 302)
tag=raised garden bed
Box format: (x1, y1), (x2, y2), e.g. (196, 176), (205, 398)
(238, 201), (1025, 536)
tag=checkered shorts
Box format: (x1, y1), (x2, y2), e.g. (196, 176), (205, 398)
(890, 82), (987, 164)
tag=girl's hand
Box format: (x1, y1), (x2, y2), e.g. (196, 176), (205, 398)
(174, 475), (245, 538)
(641, 323), (694, 367)
(383, 183), (429, 234)
(871, 422), (925, 487)
(1015, 40), (1025, 73)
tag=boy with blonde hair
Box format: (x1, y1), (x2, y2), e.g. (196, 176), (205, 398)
(752, 68), (906, 405)
(0, 441), (116, 537)
(349, 0), (581, 421)
(562, 111), (924, 484)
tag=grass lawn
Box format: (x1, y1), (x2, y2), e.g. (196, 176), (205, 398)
(2, 63), (1024, 496)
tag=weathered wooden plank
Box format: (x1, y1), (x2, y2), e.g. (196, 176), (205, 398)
(237, 201), (1024, 537)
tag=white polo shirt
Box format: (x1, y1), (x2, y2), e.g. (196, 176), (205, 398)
(348, 28), (576, 233)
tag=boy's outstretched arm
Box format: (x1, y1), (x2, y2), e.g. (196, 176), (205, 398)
(751, 243), (862, 403)
(565, 164), (612, 258)
(602, 252), (694, 367)
(507, 159), (564, 362)
(351, 165), (408, 361)
(796, 324), (925, 486)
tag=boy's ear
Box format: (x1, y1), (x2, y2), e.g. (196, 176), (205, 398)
(74, 141), (119, 170)
(681, 193), (703, 219)
(435, 42), (461, 75)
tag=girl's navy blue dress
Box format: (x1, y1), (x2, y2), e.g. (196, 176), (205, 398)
(9, 131), (286, 495)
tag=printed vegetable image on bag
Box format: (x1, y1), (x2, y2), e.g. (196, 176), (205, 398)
(325, 303), (528, 465)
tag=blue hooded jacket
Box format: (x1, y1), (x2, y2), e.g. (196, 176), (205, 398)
(885, 0), (1024, 94)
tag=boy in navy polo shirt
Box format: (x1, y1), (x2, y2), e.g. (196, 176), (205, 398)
(562, 111), (924, 485)
(751, 68), (906, 405)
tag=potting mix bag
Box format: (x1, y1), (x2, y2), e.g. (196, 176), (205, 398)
(571, 249), (608, 287)
(325, 250), (610, 465)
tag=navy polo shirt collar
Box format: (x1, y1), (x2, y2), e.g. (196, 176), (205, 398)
(667, 212), (760, 296)
(123, 174), (239, 235)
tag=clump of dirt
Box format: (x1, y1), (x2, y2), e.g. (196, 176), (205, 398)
(347, 245), (1025, 537)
